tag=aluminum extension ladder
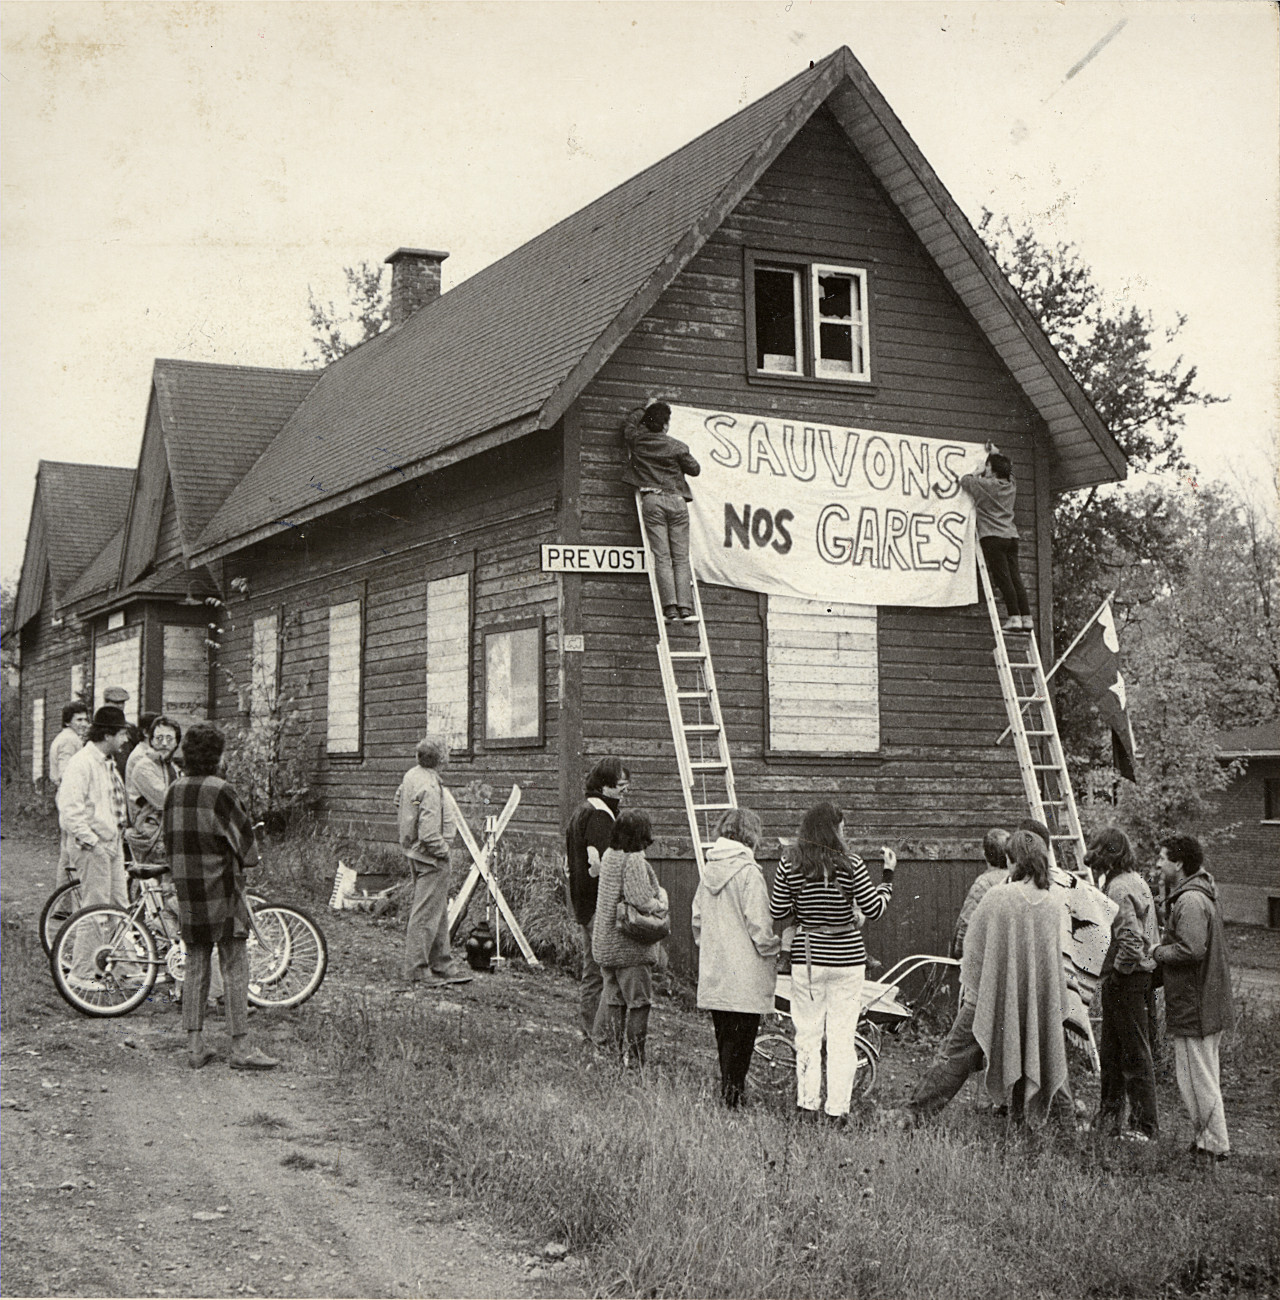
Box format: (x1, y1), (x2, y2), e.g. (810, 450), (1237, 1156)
(633, 492), (737, 872)
(977, 547), (1087, 875)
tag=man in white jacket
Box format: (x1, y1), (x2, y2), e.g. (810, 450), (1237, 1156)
(692, 807), (780, 1107)
(56, 706), (132, 985)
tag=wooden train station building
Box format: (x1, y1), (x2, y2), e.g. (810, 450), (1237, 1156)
(11, 48), (1125, 967)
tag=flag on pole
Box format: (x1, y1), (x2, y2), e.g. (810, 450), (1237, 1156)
(1060, 600), (1137, 781)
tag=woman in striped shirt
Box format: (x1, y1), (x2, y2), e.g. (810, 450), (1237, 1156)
(771, 802), (895, 1120)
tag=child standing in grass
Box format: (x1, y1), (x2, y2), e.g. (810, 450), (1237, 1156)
(593, 810), (666, 1068)
(770, 803), (894, 1122)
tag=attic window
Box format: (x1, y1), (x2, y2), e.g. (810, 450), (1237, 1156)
(747, 253), (871, 384)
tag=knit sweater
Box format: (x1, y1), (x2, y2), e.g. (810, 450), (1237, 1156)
(592, 848), (664, 969)
(959, 469), (1018, 540)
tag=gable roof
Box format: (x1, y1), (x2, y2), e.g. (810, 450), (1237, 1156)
(194, 46), (1126, 562)
(150, 359), (321, 558)
(11, 462), (135, 631)
(1217, 721), (1280, 759)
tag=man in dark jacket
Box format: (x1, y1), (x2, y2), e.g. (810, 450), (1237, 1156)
(565, 756), (629, 1043)
(1154, 834), (1234, 1160)
(622, 401), (701, 623)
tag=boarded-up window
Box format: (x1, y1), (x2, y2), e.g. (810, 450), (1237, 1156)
(427, 573), (470, 751)
(162, 625), (208, 726)
(31, 697), (45, 781)
(766, 596), (878, 753)
(483, 619), (542, 747)
(326, 600), (362, 754)
(94, 629), (141, 722)
(70, 663), (85, 699)
(250, 614), (280, 724)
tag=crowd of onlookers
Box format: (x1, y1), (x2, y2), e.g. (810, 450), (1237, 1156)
(47, 699), (1236, 1154)
(48, 693), (277, 1070)
(561, 754), (1235, 1158)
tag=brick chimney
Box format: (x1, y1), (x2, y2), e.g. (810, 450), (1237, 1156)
(384, 248), (449, 327)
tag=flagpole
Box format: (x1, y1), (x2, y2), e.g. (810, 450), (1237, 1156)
(996, 588), (1118, 746)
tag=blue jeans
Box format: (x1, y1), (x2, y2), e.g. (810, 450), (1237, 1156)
(640, 491), (692, 612)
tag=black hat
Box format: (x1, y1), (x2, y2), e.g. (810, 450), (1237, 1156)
(92, 706), (128, 730)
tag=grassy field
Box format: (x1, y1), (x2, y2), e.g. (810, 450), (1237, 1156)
(292, 971), (1279, 1299)
(5, 792), (1276, 1298)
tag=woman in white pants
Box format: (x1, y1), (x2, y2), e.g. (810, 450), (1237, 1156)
(770, 803), (894, 1121)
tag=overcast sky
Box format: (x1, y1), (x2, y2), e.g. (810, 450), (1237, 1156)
(2, 0), (1277, 584)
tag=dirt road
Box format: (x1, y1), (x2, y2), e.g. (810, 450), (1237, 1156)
(0, 833), (569, 1299)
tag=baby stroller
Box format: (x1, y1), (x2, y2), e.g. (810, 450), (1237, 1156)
(753, 953), (961, 1102)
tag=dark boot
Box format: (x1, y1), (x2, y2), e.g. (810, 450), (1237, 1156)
(624, 1005), (649, 1069)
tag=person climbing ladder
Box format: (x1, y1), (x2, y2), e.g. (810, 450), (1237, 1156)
(622, 400), (701, 624)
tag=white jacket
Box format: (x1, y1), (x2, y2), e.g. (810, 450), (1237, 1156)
(692, 837), (780, 1014)
(56, 743), (124, 849)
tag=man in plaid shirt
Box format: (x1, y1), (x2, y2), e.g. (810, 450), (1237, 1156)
(57, 705), (133, 983)
(163, 724), (278, 1071)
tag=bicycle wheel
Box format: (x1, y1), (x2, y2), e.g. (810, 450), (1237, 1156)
(752, 1033), (797, 1102)
(850, 1032), (879, 1101)
(246, 905), (327, 1009)
(49, 905), (158, 1017)
(40, 881), (82, 956)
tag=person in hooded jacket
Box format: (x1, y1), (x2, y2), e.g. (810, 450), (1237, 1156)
(1154, 834), (1234, 1160)
(692, 807), (780, 1107)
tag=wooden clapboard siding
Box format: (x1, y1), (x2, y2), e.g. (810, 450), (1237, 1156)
(561, 108), (1044, 968)
(210, 430), (566, 840)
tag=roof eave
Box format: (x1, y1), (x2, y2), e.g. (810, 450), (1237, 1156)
(191, 411), (543, 564)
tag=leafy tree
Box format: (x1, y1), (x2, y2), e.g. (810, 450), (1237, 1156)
(304, 261), (390, 367)
(1076, 484), (1278, 855)
(978, 212), (1225, 643)
(979, 215), (1280, 847)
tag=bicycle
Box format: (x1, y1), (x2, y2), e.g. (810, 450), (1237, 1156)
(39, 842), (264, 955)
(48, 857), (327, 1018)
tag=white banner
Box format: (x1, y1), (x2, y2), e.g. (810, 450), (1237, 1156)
(670, 404), (979, 608)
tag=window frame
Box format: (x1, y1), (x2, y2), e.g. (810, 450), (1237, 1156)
(325, 594), (365, 759)
(426, 569), (473, 756)
(31, 696), (45, 782)
(744, 250), (875, 390)
(481, 616), (545, 751)
(759, 593), (884, 762)
(1263, 776), (1280, 824)
(249, 610), (281, 726)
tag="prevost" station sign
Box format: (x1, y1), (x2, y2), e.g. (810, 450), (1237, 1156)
(540, 545), (648, 574)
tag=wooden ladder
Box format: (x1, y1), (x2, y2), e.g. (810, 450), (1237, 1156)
(633, 492), (737, 872)
(977, 547), (1087, 875)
